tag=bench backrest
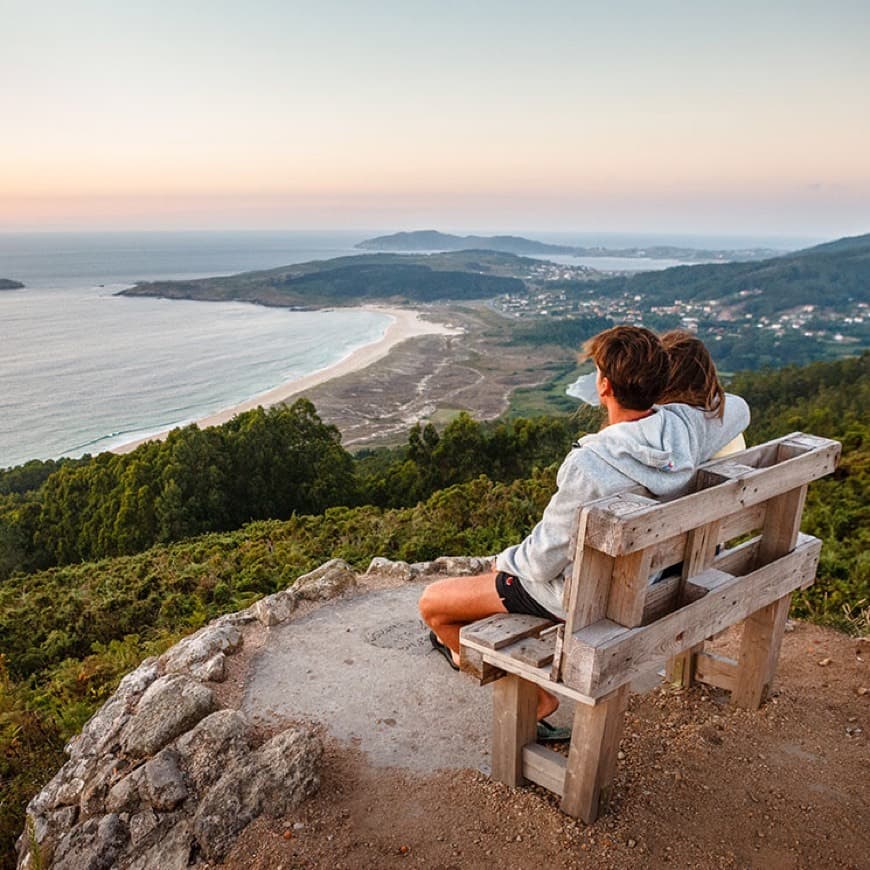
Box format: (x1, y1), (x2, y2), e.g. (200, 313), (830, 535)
(556, 432), (840, 697)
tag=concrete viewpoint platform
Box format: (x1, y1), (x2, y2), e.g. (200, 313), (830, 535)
(241, 581), (574, 774)
(241, 582), (492, 772)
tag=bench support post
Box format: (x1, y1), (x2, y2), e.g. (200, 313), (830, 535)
(665, 519), (721, 688)
(560, 684), (629, 822)
(732, 593), (791, 708)
(491, 675), (538, 787)
(732, 483), (806, 709)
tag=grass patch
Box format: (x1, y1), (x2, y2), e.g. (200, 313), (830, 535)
(506, 359), (591, 418)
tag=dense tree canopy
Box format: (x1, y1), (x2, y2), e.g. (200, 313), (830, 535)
(1, 400), (355, 573)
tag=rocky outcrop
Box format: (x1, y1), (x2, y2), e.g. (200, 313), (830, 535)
(17, 554), (489, 868)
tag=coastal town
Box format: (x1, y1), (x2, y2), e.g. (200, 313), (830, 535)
(493, 275), (868, 349)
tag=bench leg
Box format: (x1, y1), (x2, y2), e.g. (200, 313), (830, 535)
(666, 642), (703, 688)
(491, 674), (538, 786)
(732, 593), (790, 709)
(561, 684), (629, 823)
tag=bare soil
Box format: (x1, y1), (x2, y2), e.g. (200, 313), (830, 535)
(219, 622), (868, 869)
(300, 303), (567, 446)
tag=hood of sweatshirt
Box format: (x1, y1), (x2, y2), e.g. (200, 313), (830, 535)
(574, 398), (746, 496)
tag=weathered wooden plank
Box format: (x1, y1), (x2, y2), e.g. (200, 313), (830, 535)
(711, 535), (762, 578)
(584, 439), (840, 556)
(694, 651), (738, 691)
(755, 483), (808, 567)
(646, 531), (758, 622)
(697, 437), (782, 470)
(606, 549), (654, 628)
(563, 507), (615, 636)
(460, 613), (554, 651)
(780, 433), (837, 452)
(662, 516), (717, 687)
(523, 744), (567, 796)
(647, 502), (767, 575)
(506, 634), (556, 668)
(462, 636), (598, 706)
(562, 536), (821, 697)
(560, 685), (629, 822)
(732, 480), (809, 709)
(699, 462), (758, 483)
(666, 518), (721, 686)
(719, 502), (768, 543)
(564, 544), (613, 633)
(458, 644), (505, 685)
(560, 519), (617, 687)
(682, 567), (734, 602)
(642, 574), (682, 624)
(732, 595), (791, 707)
(491, 675), (538, 787)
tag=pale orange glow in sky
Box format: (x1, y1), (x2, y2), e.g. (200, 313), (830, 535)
(2, 1), (868, 235)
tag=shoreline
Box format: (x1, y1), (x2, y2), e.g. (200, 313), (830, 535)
(112, 306), (461, 455)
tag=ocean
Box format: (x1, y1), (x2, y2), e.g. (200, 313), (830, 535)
(0, 229), (814, 469)
(0, 232), (385, 467)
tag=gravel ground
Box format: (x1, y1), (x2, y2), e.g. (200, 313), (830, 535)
(216, 617), (868, 869)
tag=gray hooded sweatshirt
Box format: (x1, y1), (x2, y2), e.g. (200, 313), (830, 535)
(495, 395), (750, 619)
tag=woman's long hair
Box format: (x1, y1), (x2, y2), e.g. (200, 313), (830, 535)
(659, 330), (725, 419)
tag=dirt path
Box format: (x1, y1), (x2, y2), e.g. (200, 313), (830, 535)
(216, 579), (868, 870)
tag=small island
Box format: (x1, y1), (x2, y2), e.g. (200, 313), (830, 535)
(0, 278), (24, 290)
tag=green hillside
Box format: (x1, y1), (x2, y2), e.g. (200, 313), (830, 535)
(561, 232), (870, 317)
(0, 354), (866, 862)
(119, 250), (533, 306)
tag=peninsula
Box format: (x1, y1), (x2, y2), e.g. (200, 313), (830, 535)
(118, 250), (595, 307)
(356, 230), (784, 262)
(0, 278), (24, 290)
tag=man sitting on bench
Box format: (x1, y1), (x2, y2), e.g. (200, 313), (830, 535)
(419, 325), (750, 729)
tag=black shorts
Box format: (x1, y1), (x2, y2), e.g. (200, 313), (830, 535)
(495, 571), (562, 622)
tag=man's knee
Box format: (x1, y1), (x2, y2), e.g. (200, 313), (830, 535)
(418, 584), (438, 626)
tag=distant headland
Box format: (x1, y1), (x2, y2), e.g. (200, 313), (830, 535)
(0, 278), (24, 290)
(356, 230), (782, 262)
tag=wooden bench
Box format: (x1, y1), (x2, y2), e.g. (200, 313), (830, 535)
(459, 432), (840, 823)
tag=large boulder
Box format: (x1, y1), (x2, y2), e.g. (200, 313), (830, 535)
(175, 709), (252, 792)
(161, 624), (243, 674)
(365, 556), (413, 582)
(144, 749), (188, 811)
(52, 813), (128, 870)
(193, 725), (322, 860)
(252, 589), (297, 626)
(125, 818), (194, 870)
(119, 675), (216, 759)
(293, 558), (357, 601)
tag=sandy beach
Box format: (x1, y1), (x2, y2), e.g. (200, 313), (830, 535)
(112, 307), (461, 454)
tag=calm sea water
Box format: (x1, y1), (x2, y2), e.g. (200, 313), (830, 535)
(1, 229), (809, 469)
(0, 232), (385, 467)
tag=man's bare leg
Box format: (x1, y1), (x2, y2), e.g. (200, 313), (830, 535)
(419, 571), (558, 720)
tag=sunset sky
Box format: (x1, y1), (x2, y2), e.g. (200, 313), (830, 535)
(2, 0), (868, 236)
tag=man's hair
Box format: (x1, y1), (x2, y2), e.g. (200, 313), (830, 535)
(581, 325), (670, 411)
(658, 330), (725, 419)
